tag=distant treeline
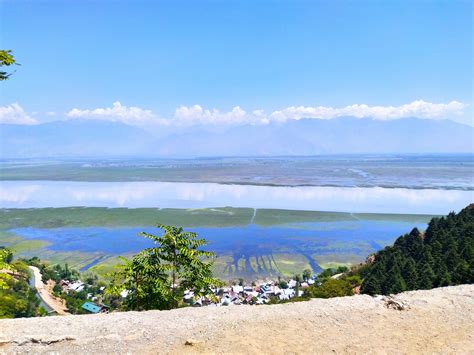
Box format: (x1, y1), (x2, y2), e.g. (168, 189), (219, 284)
(360, 205), (473, 295)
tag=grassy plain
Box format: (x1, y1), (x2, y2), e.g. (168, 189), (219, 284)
(0, 207), (254, 228)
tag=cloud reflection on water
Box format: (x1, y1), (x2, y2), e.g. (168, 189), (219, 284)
(0, 181), (472, 214)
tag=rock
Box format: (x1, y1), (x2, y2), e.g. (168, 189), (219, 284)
(382, 296), (410, 311)
(14, 336), (75, 346)
(185, 338), (204, 346)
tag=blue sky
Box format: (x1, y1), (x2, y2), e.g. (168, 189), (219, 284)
(0, 0), (472, 126)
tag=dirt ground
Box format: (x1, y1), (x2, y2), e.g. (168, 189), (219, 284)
(28, 266), (69, 315)
(1, 285), (473, 354)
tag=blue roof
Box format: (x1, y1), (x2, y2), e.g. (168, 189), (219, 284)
(82, 302), (102, 314)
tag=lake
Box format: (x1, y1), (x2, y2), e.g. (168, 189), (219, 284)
(1, 155), (472, 278)
(11, 216), (430, 277)
(1, 180), (472, 214)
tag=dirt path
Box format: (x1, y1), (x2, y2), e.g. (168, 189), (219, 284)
(28, 266), (69, 315)
(1, 285), (473, 354)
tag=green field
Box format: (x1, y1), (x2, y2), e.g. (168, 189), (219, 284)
(0, 207), (254, 229)
(0, 207), (434, 229)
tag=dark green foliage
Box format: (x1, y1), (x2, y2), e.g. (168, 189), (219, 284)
(316, 266), (349, 280)
(0, 246), (14, 264)
(42, 263), (80, 283)
(304, 278), (353, 298)
(302, 268), (312, 281)
(0, 50), (18, 80)
(108, 225), (223, 311)
(0, 247), (41, 318)
(361, 205), (474, 295)
(302, 269), (361, 300)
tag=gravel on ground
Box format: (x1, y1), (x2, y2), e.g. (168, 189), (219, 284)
(0, 285), (473, 354)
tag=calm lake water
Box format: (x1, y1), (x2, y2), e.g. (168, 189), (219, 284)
(1, 180), (472, 214)
(11, 218), (430, 272)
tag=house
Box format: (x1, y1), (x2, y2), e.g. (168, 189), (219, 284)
(246, 291), (259, 298)
(81, 302), (109, 314)
(270, 285), (282, 295)
(232, 298), (242, 305)
(193, 298), (203, 307)
(279, 288), (295, 300)
(221, 295), (231, 306)
(287, 279), (297, 288)
(232, 285), (244, 294)
(183, 291), (194, 303)
(68, 281), (85, 292)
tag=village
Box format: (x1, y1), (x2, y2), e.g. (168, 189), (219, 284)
(182, 277), (316, 307)
(55, 274), (324, 314)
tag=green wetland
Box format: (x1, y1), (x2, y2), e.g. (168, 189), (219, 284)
(2, 155), (473, 190)
(0, 207), (434, 280)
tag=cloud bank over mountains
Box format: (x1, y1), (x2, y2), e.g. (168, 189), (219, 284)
(1, 113), (472, 158)
(0, 103), (37, 125)
(0, 100), (468, 127)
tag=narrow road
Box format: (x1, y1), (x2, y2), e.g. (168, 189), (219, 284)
(28, 266), (69, 315)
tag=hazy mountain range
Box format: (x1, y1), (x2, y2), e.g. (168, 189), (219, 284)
(1, 117), (472, 158)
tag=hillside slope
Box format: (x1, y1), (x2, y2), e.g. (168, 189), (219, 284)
(361, 204), (474, 295)
(1, 285), (473, 353)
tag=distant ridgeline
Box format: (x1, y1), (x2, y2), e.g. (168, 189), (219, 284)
(360, 205), (474, 295)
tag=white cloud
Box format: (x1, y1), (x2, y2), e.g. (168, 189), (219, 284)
(174, 100), (467, 126)
(2, 100), (467, 127)
(269, 100), (467, 122)
(0, 103), (38, 125)
(66, 101), (169, 126)
(173, 105), (252, 125)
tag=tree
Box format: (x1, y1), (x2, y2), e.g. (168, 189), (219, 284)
(294, 274), (301, 296)
(0, 50), (18, 80)
(418, 262), (435, 289)
(302, 269), (312, 281)
(360, 205), (474, 295)
(305, 279), (353, 298)
(402, 257), (418, 290)
(0, 248), (14, 290)
(360, 274), (381, 295)
(109, 225), (222, 310)
(108, 250), (169, 311)
(0, 248), (41, 318)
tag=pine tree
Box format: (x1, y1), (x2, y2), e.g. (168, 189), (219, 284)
(402, 258), (418, 289)
(360, 275), (382, 295)
(360, 205), (473, 295)
(418, 262), (434, 289)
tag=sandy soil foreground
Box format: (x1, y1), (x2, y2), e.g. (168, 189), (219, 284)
(1, 285), (473, 354)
